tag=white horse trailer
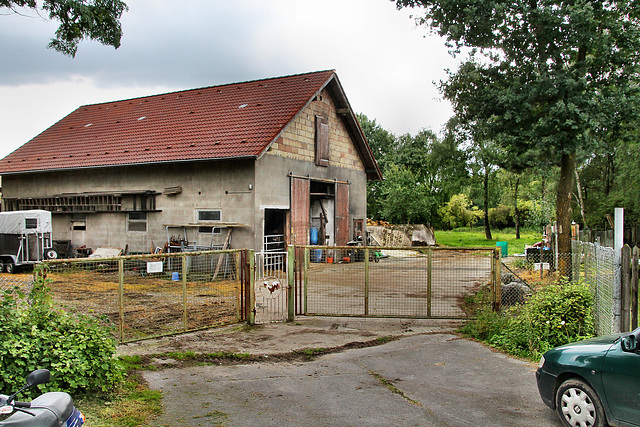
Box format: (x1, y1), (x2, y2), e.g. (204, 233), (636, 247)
(0, 210), (57, 273)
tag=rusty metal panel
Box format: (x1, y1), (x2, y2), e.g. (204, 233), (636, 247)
(290, 176), (310, 245)
(335, 182), (349, 245)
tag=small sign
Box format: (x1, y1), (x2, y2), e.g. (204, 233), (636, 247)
(146, 261), (163, 274)
(534, 262), (550, 271)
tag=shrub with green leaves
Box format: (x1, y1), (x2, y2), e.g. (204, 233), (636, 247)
(0, 267), (124, 397)
(462, 280), (594, 360)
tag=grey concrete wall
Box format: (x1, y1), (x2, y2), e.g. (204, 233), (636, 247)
(2, 159), (257, 253)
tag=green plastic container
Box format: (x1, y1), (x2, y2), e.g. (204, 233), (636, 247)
(496, 241), (508, 257)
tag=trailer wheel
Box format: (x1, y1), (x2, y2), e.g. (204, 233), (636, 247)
(46, 249), (58, 260)
(0, 262), (4, 273)
(6, 263), (16, 274)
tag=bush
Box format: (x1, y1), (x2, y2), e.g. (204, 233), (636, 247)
(0, 267), (124, 397)
(461, 280), (594, 360)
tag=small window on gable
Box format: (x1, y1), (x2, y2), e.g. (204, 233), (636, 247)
(315, 115), (329, 167)
(71, 214), (86, 231)
(127, 212), (147, 232)
(197, 209), (221, 234)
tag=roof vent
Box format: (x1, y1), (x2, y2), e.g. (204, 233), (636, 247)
(84, 123), (93, 128)
(238, 103), (248, 109)
(138, 116), (146, 121)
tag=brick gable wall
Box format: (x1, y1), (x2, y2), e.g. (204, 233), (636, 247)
(267, 89), (365, 172)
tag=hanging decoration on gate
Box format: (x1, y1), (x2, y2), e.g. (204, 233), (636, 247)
(258, 277), (282, 299)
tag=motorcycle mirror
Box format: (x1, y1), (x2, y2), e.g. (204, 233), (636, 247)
(25, 369), (50, 387)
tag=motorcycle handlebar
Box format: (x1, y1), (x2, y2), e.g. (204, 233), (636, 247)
(12, 401), (31, 408)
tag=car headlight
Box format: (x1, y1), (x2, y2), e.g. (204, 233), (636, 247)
(538, 355), (545, 369)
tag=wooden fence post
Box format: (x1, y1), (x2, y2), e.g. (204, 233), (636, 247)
(287, 245), (295, 322)
(248, 249), (256, 326)
(621, 245), (631, 332)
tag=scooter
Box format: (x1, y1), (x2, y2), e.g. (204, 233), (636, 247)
(0, 369), (84, 426)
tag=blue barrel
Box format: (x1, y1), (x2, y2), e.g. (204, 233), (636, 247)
(496, 241), (508, 257)
(310, 227), (319, 245)
(311, 249), (323, 263)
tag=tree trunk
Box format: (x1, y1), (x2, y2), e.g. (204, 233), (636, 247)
(514, 176), (521, 239)
(574, 166), (587, 229)
(556, 152), (575, 277)
(484, 166), (492, 240)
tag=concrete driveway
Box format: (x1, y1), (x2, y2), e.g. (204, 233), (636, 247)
(140, 325), (561, 426)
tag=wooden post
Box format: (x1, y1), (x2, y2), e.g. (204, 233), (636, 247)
(633, 246), (639, 330)
(621, 245), (631, 332)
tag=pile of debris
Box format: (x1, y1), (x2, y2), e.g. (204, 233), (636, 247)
(367, 223), (436, 247)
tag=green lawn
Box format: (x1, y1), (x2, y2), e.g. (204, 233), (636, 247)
(433, 228), (541, 255)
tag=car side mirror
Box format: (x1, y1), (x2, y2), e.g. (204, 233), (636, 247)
(621, 335), (637, 352)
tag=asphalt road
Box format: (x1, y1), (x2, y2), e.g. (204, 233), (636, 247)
(143, 333), (562, 426)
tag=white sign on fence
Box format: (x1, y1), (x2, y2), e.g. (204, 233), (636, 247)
(146, 261), (163, 274)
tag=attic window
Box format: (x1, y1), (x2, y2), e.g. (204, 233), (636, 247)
(137, 116), (146, 121)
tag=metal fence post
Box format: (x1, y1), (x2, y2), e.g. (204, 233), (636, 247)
(621, 245), (631, 332)
(492, 248), (502, 311)
(182, 254), (188, 331)
(248, 249), (256, 326)
(304, 246), (309, 315)
(364, 247), (370, 316)
(118, 258), (124, 343)
(287, 245), (295, 321)
(426, 248), (432, 318)
(632, 246), (639, 330)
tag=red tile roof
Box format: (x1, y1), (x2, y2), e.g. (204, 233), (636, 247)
(0, 70), (380, 179)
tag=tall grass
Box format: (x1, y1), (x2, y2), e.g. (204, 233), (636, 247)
(434, 227), (541, 255)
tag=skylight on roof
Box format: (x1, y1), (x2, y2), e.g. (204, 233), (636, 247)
(138, 116), (147, 121)
(238, 104), (248, 109)
(84, 123), (92, 127)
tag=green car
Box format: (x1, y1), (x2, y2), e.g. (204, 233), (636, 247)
(536, 328), (640, 427)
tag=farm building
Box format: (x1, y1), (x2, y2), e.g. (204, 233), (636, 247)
(0, 70), (381, 256)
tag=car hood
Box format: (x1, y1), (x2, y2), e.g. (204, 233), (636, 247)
(543, 335), (620, 373)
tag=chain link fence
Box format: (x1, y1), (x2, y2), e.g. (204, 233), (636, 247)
(503, 241), (617, 336)
(43, 250), (249, 343)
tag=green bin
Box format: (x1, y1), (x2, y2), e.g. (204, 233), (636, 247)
(496, 241), (508, 257)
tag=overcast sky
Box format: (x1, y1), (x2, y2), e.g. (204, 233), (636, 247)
(0, 0), (461, 159)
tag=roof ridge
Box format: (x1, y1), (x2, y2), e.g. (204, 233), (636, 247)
(79, 70), (336, 109)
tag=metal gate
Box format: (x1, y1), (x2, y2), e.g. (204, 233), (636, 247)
(254, 251), (288, 323)
(294, 246), (499, 319)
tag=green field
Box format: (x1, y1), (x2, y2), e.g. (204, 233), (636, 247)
(433, 228), (541, 255)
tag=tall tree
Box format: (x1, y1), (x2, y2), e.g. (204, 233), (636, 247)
(1, 0), (128, 56)
(396, 0), (640, 273)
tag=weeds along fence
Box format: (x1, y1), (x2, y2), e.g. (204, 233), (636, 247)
(504, 241), (617, 336)
(43, 249), (252, 343)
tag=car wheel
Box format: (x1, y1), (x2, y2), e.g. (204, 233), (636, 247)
(556, 378), (606, 427)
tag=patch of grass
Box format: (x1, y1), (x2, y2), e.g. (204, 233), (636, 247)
(434, 227), (540, 255)
(77, 379), (163, 427)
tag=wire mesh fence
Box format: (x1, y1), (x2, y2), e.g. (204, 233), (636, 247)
(297, 246), (497, 319)
(503, 242), (617, 336)
(43, 250), (249, 343)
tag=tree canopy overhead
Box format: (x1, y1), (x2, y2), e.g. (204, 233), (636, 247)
(1, 0), (128, 56)
(395, 0), (640, 262)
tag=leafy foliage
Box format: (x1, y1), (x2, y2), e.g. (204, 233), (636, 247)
(1, 0), (128, 56)
(438, 193), (482, 229)
(461, 280), (594, 360)
(0, 267), (124, 397)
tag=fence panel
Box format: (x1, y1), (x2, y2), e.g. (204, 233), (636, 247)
(44, 250), (246, 342)
(300, 246), (495, 319)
